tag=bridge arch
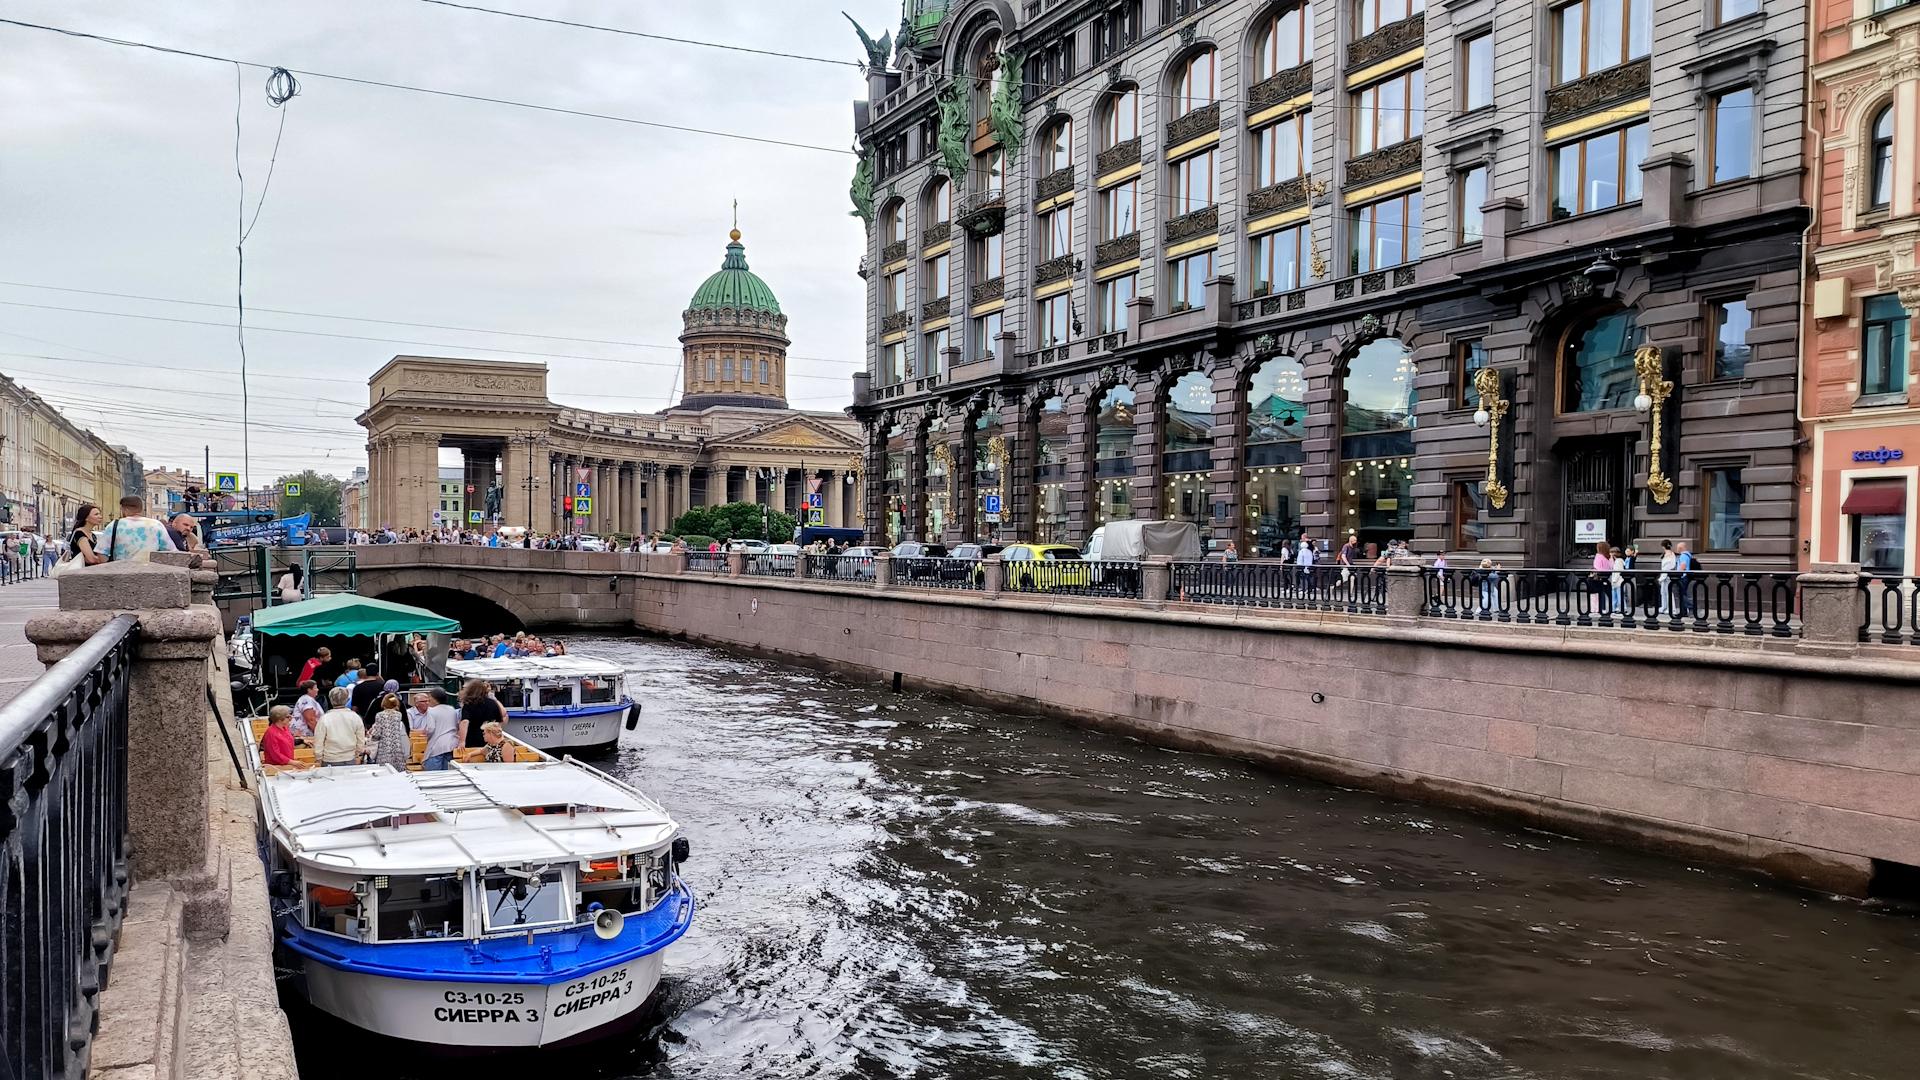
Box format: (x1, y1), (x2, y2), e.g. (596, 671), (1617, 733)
(362, 569), (536, 634)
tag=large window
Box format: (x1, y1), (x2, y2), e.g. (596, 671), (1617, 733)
(977, 147), (1005, 193)
(1703, 467), (1746, 551)
(1173, 49), (1216, 117)
(1559, 308), (1643, 412)
(1103, 86), (1139, 147)
(1038, 294), (1071, 347)
(885, 271), (906, 315)
(923, 416), (949, 539)
(884, 421), (909, 544)
(1452, 337), (1488, 407)
(1553, 0), (1651, 84)
(1457, 165), (1487, 246)
(1094, 385), (1136, 526)
(1716, 0), (1759, 22)
(1252, 111), (1313, 188)
(1357, 0), (1424, 36)
(922, 327), (949, 376)
(1352, 68), (1425, 154)
(883, 201), (906, 245)
(1340, 338), (1416, 548)
(1254, 3), (1314, 79)
(1251, 224), (1307, 294)
(1245, 355), (1306, 555)
(1034, 396), (1069, 543)
(924, 252), (950, 300)
(972, 310), (1004, 361)
(1863, 294), (1910, 398)
(1350, 191), (1423, 274)
(1451, 479), (1485, 549)
(882, 341), (906, 384)
(972, 407), (1005, 539)
(1169, 149), (1216, 214)
(1870, 106), (1894, 211)
(1101, 178), (1138, 238)
(1707, 87), (1753, 185)
(975, 231), (1004, 280)
(1171, 250), (1213, 311)
(1710, 298), (1750, 380)
(1040, 119), (1073, 174)
(1164, 371), (1215, 534)
(1099, 273), (1137, 332)
(1549, 122), (1647, 217)
(1039, 206), (1072, 260)
(925, 177), (951, 226)
(1460, 31), (1493, 112)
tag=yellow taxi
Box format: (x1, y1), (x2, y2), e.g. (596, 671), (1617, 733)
(998, 542), (1095, 591)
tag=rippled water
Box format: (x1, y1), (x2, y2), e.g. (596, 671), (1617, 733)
(294, 635), (1920, 1080)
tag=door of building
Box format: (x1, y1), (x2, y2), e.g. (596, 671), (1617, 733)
(1560, 436), (1632, 563)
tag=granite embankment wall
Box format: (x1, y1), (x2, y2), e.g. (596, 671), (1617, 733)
(632, 570), (1920, 895)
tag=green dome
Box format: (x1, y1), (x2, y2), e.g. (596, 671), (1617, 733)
(687, 230), (781, 316)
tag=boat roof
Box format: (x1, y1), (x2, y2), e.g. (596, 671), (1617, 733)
(259, 760), (676, 874)
(252, 594), (460, 638)
(446, 655), (627, 680)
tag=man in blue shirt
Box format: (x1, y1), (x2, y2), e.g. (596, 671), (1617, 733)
(333, 660), (363, 689)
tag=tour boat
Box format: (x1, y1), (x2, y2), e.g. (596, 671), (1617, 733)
(445, 655), (641, 754)
(241, 720), (694, 1048)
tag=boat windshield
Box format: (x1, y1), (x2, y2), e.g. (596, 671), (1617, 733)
(531, 679), (574, 709)
(482, 868), (570, 932)
(375, 875), (464, 941)
(580, 676), (618, 705)
(494, 682), (528, 709)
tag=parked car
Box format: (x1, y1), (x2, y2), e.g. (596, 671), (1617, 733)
(891, 541), (950, 579)
(576, 536), (610, 552)
(967, 542), (1092, 590)
(732, 539), (770, 554)
(946, 542), (1003, 581)
(768, 543), (800, 556)
(821, 545), (882, 580)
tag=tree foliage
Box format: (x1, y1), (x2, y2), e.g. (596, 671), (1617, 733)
(668, 502), (795, 542)
(274, 470), (344, 525)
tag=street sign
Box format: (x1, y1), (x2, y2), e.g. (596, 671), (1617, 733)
(214, 473), (239, 493)
(466, 484), (476, 494)
(467, 510), (484, 524)
(983, 494), (1002, 515)
(805, 492), (824, 509)
(432, 510), (444, 524)
(283, 482), (301, 497)
(1573, 518), (1607, 543)
(807, 508), (824, 525)
(574, 482), (592, 497)
(574, 496), (594, 514)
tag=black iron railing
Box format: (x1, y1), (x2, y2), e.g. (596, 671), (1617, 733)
(806, 554), (876, 581)
(686, 552), (729, 573)
(893, 557), (983, 590)
(0, 613), (137, 1079)
(1005, 559), (1143, 599)
(1172, 562), (1389, 613)
(1860, 575), (1919, 645)
(1423, 567), (1799, 637)
(745, 554), (797, 578)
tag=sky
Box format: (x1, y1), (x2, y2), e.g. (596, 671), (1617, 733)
(0, 0), (896, 483)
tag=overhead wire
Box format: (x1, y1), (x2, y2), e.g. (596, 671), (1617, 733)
(408, 0), (857, 68)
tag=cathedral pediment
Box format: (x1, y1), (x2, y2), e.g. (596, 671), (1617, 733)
(709, 416), (861, 451)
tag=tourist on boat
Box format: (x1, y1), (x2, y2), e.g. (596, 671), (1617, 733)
(292, 680), (324, 740)
(489, 634), (512, 659)
(313, 688), (365, 767)
(412, 691), (461, 771)
(298, 647), (331, 685)
(459, 678), (505, 748)
(67, 504), (107, 567)
(261, 706), (297, 766)
(480, 721), (509, 763)
(366, 694), (413, 769)
(333, 659), (362, 689)
(551, 639), (568, 656)
(349, 666), (386, 722)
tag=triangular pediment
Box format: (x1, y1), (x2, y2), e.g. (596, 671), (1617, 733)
(709, 414), (861, 452)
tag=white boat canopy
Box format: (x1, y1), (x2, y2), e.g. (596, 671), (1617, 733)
(457, 763), (661, 816)
(268, 767), (441, 834)
(447, 655), (628, 681)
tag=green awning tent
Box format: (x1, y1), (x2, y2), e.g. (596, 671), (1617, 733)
(250, 594), (459, 638)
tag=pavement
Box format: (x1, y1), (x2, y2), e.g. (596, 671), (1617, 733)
(0, 574), (58, 708)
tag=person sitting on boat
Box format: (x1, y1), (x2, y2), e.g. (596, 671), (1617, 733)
(458, 678), (504, 749)
(365, 694), (413, 769)
(261, 705), (297, 767)
(333, 659), (362, 689)
(550, 638), (569, 656)
(313, 688), (365, 767)
(298, 647), (331, 686)
(489, 635), (512, 659)
(480, 721), (509, 763)
(292, 680), (324, 741)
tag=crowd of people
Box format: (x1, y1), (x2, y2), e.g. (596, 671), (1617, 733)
(259, 671), (515, 770)
(3, 495), (208, 583)
(451, 632), (570, 660)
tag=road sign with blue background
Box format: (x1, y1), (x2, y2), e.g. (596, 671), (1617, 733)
(214, 473), (239, 493)
(468, 510), (484, 523)
(284, 482), (301, 497)
(983, 494), (1001, 514)
(805, 493), (823, 509)
(574, 496), (593, 514)
(574, 482), (592, 497)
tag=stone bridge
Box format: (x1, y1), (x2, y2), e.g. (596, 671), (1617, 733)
(352, 544), (650, 631)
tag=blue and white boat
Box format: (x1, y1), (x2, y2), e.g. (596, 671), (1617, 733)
(446, 655), (640, 754)
(243, 728), (694, 1048)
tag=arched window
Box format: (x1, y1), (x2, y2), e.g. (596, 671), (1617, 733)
(1870, 105), (1895, 210)
(969, 32), (1003, 122)
(923, 415), (949, 540)
(1094, 385), (1136, 526)
(925, 176), (951, 226)
(1164, 371), (1216, 534)
(1254, 3), (1313, 80)
(1033, 397), (1069, 542)
(1102, 86), (1139, 148)
(1245, 356), (1307, 556)
(1173, 49), (1217, 117)
(1339, 338), (1415, 550)
(882, 200), (906, 246)
(972, 407), (1005, 539)
(1040, 118), (1073, 175)
(1558, 308), (1644, 412)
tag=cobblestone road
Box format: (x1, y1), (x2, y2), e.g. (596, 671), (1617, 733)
(0, 576), (57, 708)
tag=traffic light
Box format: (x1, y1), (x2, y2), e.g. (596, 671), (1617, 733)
(562, 496), (574, 515)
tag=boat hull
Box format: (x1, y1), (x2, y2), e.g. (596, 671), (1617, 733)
(303, 949), (663, 1047)
(504, 701), (633, 754)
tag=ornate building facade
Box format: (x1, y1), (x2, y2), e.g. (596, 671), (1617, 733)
(848, 0), (1808, 566)
(0, 372), (138, 530)
(1800, 0), (1920, 575)
(357, 231), (864, 534)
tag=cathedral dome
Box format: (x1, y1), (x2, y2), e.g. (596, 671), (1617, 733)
(687, 229), (782, 316)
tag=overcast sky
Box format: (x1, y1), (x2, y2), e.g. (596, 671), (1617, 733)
(1, 0), (893, 483)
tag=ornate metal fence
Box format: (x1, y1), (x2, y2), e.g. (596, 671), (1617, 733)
(686, 552), (729, 573)
(0, 613), (138, 1080)
(1004, 559), (1144, 599)
(1171, 562), (1388, 613)
(1424, 567), (1798, 637)
(893, 557), (984, 591)
(806, 554), (875, 581)
(1860, 575), (1919, 646)
(745, 554), (797, 578)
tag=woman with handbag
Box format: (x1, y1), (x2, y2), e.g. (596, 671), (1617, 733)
(54, 505), (107, 577)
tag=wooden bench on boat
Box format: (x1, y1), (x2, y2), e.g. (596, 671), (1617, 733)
(248, 718), (539, 774)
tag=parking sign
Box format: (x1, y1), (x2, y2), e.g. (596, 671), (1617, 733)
(982, 494), (1001, 515)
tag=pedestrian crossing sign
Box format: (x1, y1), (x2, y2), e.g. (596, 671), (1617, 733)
(467, 510), (484, 524)
(284, 482), (301, 497)
(214, 473), (239, 493)
(807, 508), (824, 525)
(574, 497), (593, 514)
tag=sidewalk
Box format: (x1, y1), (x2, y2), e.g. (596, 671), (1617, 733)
(0, 575), (58, 708)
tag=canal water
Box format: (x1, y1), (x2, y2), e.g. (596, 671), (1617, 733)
(292, 635), (1920, 1080)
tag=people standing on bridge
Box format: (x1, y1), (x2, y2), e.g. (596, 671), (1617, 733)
(293, 680), (324, 741)
(365, 694), (412, 769)
(299, 647), (331, 685)
(261, 706), (297, 767)
(99, 495), (178, 562)
(68, 504), (107, 568)
(459, 678), (505, 749)
(313, 688), (365, 766)
(1674, 540), (1698, 618)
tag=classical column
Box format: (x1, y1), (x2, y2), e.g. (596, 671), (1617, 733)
(674, 465), (692, 523)
(1208, 360), (1242, 553)
(1130, 371), (1163, 519)
(824, 471), (843, 528)
(367, 438), (386, 528)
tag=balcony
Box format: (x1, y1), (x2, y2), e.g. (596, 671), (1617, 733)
(1346, 12), (1424, 73)
(1036, 166), (1075, 202)
(1096, 137), (1141, 177)
(1096, 231), (1141, 268)
(1165, 204), (1219, 245)
(857, 254), (871, 280)
(1166, 101), (1221, 149)
(957, 189), (1007, 237)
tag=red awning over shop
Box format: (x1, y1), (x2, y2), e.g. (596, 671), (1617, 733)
(1841, 479), (1908, 516)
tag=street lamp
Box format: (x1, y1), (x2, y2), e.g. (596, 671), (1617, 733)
(1470, 366), (1510, 510)
(1632, 345), (1675, 504)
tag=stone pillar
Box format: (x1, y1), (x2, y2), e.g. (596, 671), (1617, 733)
(368, 437), (388, 528)
(873, 551), (894, 588)
(674, 466), (693, 525)
(982, 554), (1005, 596)
(906, 426), (928, 541)
(1141, 556), (1172, 604)
(825, 471), (844, 528)
(1384, 558), (1428, 619)
(407, 433), (438, 531)
(727, 550), (747, 577)
(532, 444), (553, 533)
(1065, 388), (1096, 543)
(1130, 371), (1163, 519)
(1797, 563), (1864, 656)
(1007, 400), (1036, 542)
(1208, 359), (1243, 553)
(27, 562), (223, 885)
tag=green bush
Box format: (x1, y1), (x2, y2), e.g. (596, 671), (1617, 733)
(668, 503), (796, 543)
